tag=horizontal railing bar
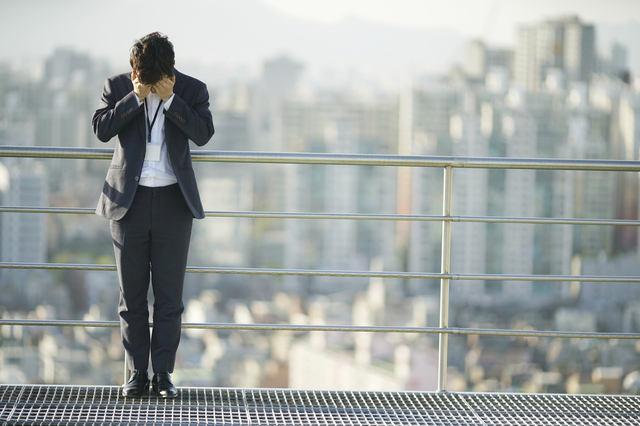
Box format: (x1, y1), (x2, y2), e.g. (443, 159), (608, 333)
(2, 262), (639, 282)
(2, 146), (640, 171)
(453, 273), (640, 282)
(194, 151), (640, 171)
(0, 319), (637, 340)
(0, 207), (96, 214)
(1, 206), (637, 227)
(0, 263), (116, 271)
(460, 216), (640, 226)
(0, 146), (114, 160)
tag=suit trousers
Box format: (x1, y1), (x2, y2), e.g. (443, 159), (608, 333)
(110, 183), (193, 373)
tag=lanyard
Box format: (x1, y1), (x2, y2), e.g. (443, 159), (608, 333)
(144, 98), (164, 143)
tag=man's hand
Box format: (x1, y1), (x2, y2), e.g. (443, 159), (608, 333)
(131, 71), (151, 101)
(153, 76), (175, 102)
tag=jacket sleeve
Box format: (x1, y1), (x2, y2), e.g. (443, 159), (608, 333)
(163, 81), (215, 147)
(92, 77), (143, 143)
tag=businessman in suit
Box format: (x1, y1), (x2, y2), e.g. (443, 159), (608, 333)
(92, 32), (214, 398)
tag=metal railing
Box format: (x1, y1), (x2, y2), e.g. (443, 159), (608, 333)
(1, 145), (640, 392)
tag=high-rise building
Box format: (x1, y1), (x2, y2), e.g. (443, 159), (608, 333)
(464, 40), (514, 80)
(196, 174), (253, 267)
(563, 18), (596, 83)
(261, 55), (304, 97)
(44, 48), (93, 89)
(251, 55), (305, 152)
(514, 26), (540, 93)
(277, 92), (399, 292)
(514, 16), (595, 93)
(449, 102), (489, 303)
(403, 83), (460, 295)
(550, 164), (575, 279)
(282, 163), (312, 292)
(619, 89), (640, 161)
(618, 87), (640, 253)
(501, 111), (537, 300)
(322, 121), (361, 273)
(589, 76), (637, 251)
(566, 106), (616, 257)
(408, 135), (440, 295)
(0, 161), (49, 306)
(1, 161), (48, 265)
(610, 43), (629, 78)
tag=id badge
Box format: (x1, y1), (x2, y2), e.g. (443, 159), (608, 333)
(145, 144), (161, 162)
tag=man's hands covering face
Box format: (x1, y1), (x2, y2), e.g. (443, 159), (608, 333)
(152, 76), (175, 102)
(131, 71), (175, 102)
(132, 71), (151, 101)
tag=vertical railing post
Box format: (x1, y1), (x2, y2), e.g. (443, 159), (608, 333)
(123, 356), (128, 384)
(437, 166), (453, 392)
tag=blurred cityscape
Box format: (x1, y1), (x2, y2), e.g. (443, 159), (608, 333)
(2, 14), (640, 395)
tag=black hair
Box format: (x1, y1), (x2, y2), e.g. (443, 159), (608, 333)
(129, 32), (175, 85)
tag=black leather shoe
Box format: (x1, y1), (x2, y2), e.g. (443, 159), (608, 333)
(152, 372), (177, 398)
(122, 370), (149, 397)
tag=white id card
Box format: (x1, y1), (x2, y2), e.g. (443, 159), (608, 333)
(145, 145), (161, 162)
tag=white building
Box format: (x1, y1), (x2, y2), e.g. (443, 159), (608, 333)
(408, 135), (441, 294)
(1, 161), (48, 292)
(567, 109), (616, 256)
(197, 174), (253, 267)
(618, 87), (640, 253)
(619, 89), (640, 161)
(514, 16), (595, 93)
(322, 121), (361, 273)
(550, 146), (575, 280)
(501, 112), (537, 300)
(449, 103), (489, 302)
(563, 18), (596, 83)
(289, 280), (439, 391)
(405, 84), (460, 294)
(283, 163), (312, 292)
(465, 40), (513, 80)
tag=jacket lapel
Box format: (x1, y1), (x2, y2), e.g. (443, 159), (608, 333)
(172, 69), (185, 97)
(121, 75), (146, 143)
(164, 69), (182, 162)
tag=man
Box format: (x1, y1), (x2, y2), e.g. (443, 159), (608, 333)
(92, 32), (214, 398)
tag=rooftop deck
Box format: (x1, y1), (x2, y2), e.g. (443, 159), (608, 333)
(1, 385), (639, 425)
(2, 148), (640, 424)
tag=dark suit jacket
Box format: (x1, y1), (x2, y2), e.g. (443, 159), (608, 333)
(92, 69), (214, 220)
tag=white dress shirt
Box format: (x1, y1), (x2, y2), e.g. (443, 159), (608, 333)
(138, 92), (178, 187)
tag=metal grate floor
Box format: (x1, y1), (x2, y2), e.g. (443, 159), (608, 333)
(1, 385), (639, 425)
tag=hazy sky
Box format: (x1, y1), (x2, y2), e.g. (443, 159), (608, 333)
(263, 0), (640, 40)
(2, 0), (639, 79)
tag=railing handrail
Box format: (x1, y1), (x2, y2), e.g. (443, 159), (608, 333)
(2, 144), (639, 392)
(2, 145), (640, 171)
(1, 206), (638, 226)
(1, 261), (640, 282)
(0, 319), (637, 340)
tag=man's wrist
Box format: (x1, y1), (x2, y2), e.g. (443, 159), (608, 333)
(162, 94), (175, 107)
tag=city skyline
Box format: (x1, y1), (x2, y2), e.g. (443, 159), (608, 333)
(1, 9), (640, 394)
(2, 1), (640, 82)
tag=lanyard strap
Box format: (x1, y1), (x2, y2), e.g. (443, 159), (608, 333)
(144, 98), (164, 143)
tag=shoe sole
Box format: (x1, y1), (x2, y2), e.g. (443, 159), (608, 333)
(152, 389), (178, 398)
(122, 383), (150, 398)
